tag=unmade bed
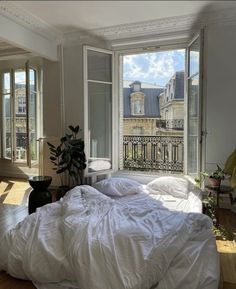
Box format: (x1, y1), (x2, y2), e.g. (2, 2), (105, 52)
(0, 176), (219, 289)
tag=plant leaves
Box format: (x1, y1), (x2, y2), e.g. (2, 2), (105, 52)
(47, 142), (55, 148)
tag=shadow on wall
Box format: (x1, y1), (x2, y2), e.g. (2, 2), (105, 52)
(189, 2), (236, 36)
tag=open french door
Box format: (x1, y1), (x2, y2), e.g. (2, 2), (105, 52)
(1, 62), (38, 168)
(84, 46), (115, 177)
(185, 30), (204, 177)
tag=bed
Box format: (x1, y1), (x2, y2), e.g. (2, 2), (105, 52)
(0, 176), (219, 289)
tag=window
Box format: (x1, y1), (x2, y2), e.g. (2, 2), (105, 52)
(186, 31), (204, 176)
(17, 97), (26, 114)
(122, 49), (185, 173)
(83, 35), (204, 178)
(1, 65), (38, 166)
(131, 93), (145, 115)
(84, 46), (114, 175)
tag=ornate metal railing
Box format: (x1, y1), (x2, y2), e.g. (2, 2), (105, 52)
(123, 135), (184, 172)
(156, 119), (184, 130)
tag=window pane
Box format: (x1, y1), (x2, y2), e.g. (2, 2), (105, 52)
(88, 50), (112, 82)
(30, 69), (37, 93)
(88, 82), (112, 172)
(188, 75), (199, 117)
(189, 37), (199, 77)
(122, 50), (185, 173)
(3, 94), (11, 159)
(15, 69), (27, 162)
(187, 136), (198, 173)
(29, 87), (37, 162)
(188, 40), (200, 175)
(3, 72), (10, 94)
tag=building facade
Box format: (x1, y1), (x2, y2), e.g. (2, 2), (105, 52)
(123, 72), (184, 172)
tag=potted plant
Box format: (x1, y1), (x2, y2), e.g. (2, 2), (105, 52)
(195, 165), (226, 188)
(207, 165), (225, 188)
(47, 125), (87, 198)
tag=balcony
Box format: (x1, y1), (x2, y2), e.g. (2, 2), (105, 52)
(123, 135), (184, 172)
(156, 119), (184, 130)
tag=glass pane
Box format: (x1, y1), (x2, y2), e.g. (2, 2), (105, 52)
(188, 75), (199, 117)
(15, 69), (27, 162)
(3, 94), (11, 159)
(29, 88), (37, 162)
(3, 72), (10, 94)
(189, 37), (199, 77)
(88, 82), (112, 172)
(188, 42), (200, 174)
(187, 136), (198, 174)
(88, 50), (112, 82)
(30, 69), (37, 93)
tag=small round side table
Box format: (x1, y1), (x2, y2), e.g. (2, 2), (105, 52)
(28, 176), (52, 214)
(205, 185), (234, 208)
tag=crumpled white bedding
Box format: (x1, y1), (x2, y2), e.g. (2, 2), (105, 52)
(0, 185), (219, 289)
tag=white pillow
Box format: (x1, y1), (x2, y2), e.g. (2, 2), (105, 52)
(93, 177), (142, 197)
(146, 176), (189, 199)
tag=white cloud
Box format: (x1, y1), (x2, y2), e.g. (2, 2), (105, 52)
(123, 50), (185, 86)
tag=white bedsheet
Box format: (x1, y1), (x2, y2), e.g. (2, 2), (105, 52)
(0, 185), (219, 289)
(144, 189), (202, 213)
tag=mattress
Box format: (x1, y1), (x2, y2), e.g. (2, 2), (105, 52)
(0, 177), (219, 289)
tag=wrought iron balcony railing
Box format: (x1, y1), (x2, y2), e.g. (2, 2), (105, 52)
(156, 119), (184, 130)
(123, 135), (184, 172)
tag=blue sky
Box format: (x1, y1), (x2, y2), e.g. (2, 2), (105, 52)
(123, 49), (185, 87)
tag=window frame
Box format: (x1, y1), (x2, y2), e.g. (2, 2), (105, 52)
(184, 30), (205, 177)
(0, 64), (40, 166)
(83, 45), (116, 177)
(115, 43), (190, 174)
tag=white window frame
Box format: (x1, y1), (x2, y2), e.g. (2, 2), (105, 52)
(184, 30), (205, 176)
(83, 45), (118, 177)
(115, 43), (193, 174)
(0, 64), (40, 167)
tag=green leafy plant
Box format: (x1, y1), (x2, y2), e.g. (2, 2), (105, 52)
(195, 165), (226, 187)
(47, 125), (86, 187)
(208, 165), (225, 180)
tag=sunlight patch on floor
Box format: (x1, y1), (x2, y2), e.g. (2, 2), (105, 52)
(3, 188), (27, 205)
(217, 240), (236, 284)
(0, 181), (9, 196)
(0, 181), (31, 205)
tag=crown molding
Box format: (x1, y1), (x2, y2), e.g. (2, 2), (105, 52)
(64, 5), (236, 47)
(1, 2), (236, 49)
(92, 13), (197, 41)
(63, 13), (196, 47)
(0, 1), (63, 43)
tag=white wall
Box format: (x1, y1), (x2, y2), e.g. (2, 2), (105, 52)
(41, 59), (62, 185)
(205, 24), (236, 170)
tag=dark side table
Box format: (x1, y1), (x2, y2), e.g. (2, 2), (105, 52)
(28, 176), (52, 214)
(205, 185), (234, 208)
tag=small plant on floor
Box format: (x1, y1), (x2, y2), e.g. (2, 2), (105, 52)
(203, 196), (234, 240)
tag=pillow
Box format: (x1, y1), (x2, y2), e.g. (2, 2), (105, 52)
(146, 176), (189, 199)
(93, 177), (142, 197)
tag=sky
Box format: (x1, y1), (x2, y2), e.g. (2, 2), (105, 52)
(123, 49), (185, 87)
(3, 69), (35, 93)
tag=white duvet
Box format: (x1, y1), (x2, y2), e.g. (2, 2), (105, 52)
(0, 185), (219, 289)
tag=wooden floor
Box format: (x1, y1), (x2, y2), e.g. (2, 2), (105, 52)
(0, 177), (236, 289)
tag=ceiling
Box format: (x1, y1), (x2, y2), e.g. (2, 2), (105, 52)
(0, 1), (235, 59)
(13, 1), (235, 34)
(0, 39), (29, 59)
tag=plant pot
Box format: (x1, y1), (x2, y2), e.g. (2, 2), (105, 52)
(209, 177), (221, 188)
(56, 185), (70, 200)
